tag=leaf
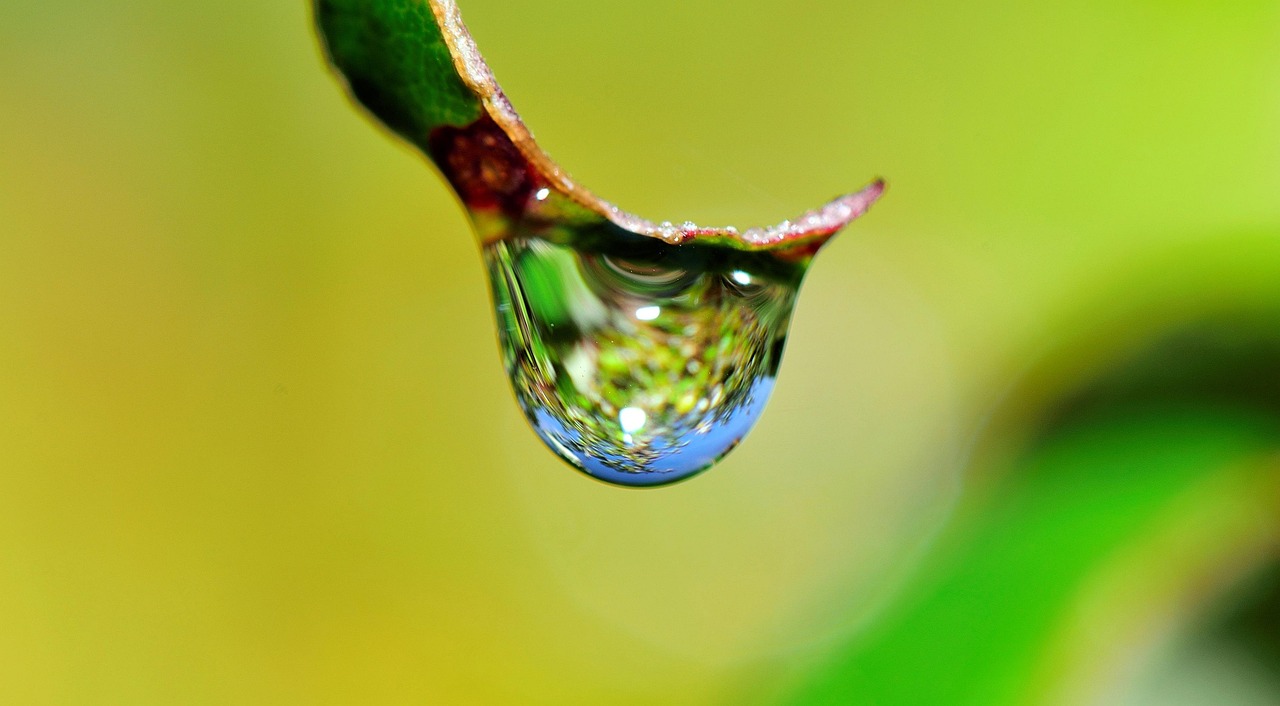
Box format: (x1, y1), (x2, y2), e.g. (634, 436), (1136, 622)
(316, 0), (481, 139)
(313, 0), (884, 253)
(784, 320), (1280, 705)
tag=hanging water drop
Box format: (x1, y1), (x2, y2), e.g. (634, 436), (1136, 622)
(315, 0), (884, 486)
(485, 226), (812, 485)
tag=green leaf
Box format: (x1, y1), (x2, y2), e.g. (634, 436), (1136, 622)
(789, 411), (1278, 705)
(315, 0), (481, 143)
(785, 320), (1280, 705)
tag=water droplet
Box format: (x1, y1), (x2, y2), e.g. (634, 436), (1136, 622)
(318, 0), (886, 487)
(484, 226), (808, 487)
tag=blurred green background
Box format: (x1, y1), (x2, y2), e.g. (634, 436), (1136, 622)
(3, 0), (1280, 703)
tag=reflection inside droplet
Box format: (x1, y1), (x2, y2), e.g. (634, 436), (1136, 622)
(619, 407), (647, 434)
(484, 224), (810, 486)
(635, 305), (660, 321)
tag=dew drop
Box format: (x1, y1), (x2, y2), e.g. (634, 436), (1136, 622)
(484, 225), (809, 487)
(317, 0), (885, 487)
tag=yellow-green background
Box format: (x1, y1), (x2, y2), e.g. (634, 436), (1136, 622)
(3, 0), (1280, 703)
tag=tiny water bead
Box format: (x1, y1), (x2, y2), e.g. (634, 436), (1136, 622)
(485, 228), (807, 486)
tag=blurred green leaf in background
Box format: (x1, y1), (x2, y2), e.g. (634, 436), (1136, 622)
(2, 0), (1280, 704)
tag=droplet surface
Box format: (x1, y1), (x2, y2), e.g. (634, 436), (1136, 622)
(485, 226), (807, 486)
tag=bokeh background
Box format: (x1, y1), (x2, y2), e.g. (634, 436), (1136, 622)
(4, 0), (1280, 703)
